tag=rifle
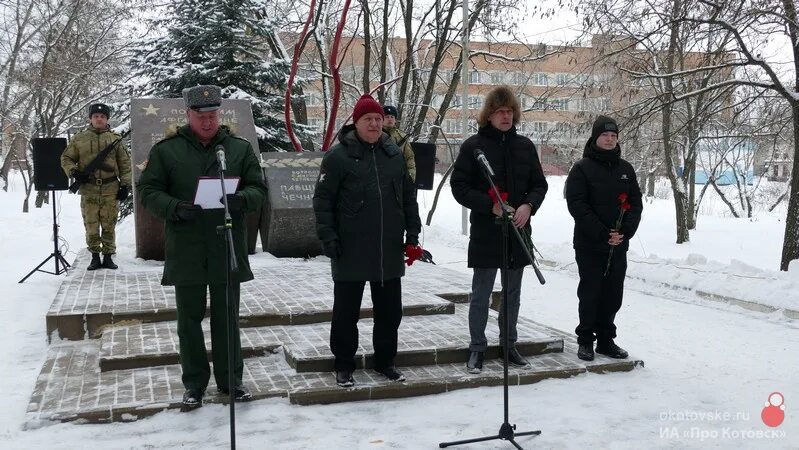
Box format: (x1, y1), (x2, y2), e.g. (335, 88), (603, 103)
(68, 130), (130, 193)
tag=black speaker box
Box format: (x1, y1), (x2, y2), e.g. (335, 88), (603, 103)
(410, 142), (436, 190)
(32, 138), (68, 191)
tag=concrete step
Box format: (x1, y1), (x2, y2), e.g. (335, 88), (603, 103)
(47, 262), (462, 340)
(98, 321), (283, 372)
(282, 306), (563, 372)
(97, 305), (559, 373)
(27, 336), (642, 424)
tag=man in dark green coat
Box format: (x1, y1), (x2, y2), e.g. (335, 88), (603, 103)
(137, 85), (267, 409)
(313, 94), (422, 387)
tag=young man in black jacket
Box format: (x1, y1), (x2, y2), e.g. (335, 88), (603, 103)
(565, 115), (643, 361)
(313, 94), (422, 387)
(451, 86), (548, 374)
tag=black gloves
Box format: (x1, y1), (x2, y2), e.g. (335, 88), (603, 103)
(322, 240), (341, 260)
(175, 202), (202, 221)
(220, 193), (244, 212)
(70, 169), (89, 184)
(116, 185), (129, 201)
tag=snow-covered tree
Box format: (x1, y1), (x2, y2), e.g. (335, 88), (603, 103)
(132, 0), (308, 151)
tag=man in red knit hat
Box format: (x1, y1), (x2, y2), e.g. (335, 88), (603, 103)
(313, 94), (423, 387)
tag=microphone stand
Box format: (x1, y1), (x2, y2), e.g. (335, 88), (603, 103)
(439, 159), (542, 449)
(217, 157), (239, 450)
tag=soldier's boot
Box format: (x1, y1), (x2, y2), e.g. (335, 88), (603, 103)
(102, 254), (118, 270)
(87, 253), (102, 271)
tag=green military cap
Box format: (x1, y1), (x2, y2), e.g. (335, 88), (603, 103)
(182, 85), (222, 112)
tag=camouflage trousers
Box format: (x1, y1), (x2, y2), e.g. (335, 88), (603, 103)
(80, 186), (118, 254)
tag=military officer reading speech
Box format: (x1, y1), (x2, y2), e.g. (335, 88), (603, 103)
(137, 85), (267, 409)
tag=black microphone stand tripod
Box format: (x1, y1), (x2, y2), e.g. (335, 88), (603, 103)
(216, 151), (239, 450)
(439, 154), (544, 450)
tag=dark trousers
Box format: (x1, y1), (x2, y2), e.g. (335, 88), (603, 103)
(175, 283), (243, 391)
(330, 278), (403, 372)
(574, 250), (627, 345)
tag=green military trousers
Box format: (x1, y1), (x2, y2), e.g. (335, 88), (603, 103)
(175, 283), (243, 391)
(79, 185), (118, 254)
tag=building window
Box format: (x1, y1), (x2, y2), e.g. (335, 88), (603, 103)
(532, 122), (549, 133)
(468, 95), (483, 109)
(306, 93), (322, 107)
(307, 118), (323, 132)
(442, 118), (463, 134)
(555, 73), (570, 86)
(530, 72), (548, 86)
(550, 98), (569, 111)
(490, 71), (505, 84)
(530, 97), (548, 110)
(469, 71), (482, 84)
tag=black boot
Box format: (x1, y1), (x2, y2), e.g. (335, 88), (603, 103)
(87, 253), (101, 271)
(181, 388), (205, 411)
(375, 366), (406, 382)
(596, 340), (628, 359)
(466, 351), (484, 374)
(101, 254), (118, 270)
(577, 343), (595, 361)
(336, 370), (354, 387)
(217, 384), (252, 401)
(502, 346), (530, 367)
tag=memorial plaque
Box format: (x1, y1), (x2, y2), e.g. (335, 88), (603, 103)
(261, 152), (323, 257)
(130, 98), (262, 260)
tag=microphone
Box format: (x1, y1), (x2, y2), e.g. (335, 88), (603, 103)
(474, 148), (495, 177)
(215, 145), (227, 171)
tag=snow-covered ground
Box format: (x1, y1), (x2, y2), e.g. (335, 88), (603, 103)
(1, 171), (796, 449)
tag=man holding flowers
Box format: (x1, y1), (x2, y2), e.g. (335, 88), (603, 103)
(565, 115), (642, 361)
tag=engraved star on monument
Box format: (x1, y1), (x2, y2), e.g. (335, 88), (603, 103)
(142, 104), (160, 116)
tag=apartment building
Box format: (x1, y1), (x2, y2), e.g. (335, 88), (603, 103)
(295, 34), (734, 176)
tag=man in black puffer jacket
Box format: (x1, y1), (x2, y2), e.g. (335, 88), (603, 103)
(451, 86), (548, 374)
(313, 94), (422, 388)
(565, 115), (643, 362)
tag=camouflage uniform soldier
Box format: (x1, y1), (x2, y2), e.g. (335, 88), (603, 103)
(61, 103), (132, 270)
(382, 105), (416, 182)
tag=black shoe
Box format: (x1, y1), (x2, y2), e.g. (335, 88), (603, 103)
(502, 346), (530, 367)
(577, 343), (595, 361)
(101, 254), (118, 270)
(87, 253), (101, 271)
(181, 388), (205, 411)
(217, 384), (253, 401)
(466, 351), (484, 374)
(595, 340), (629, 359)
(336, 370), (354, 387)
(375, 366), (406, 382)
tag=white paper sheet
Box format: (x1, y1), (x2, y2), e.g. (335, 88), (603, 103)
(192, 176), (240, 209)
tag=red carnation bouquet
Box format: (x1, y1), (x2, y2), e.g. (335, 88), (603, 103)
(605, 192), (632, 276)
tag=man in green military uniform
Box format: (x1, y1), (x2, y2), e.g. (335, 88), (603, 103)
(382, 105), (416, 182)
(137, 85), (267, 410)
(61, 103), (132, 270)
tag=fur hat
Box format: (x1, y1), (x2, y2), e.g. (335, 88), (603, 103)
(591, 115), (619, 141)
(383, 105), (399, 118)
(353, 94), (383, 123)
(88, 103), (111, 119)
(477, 86), (521, 128)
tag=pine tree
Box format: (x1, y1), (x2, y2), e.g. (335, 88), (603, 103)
(131, 0), (306, 151)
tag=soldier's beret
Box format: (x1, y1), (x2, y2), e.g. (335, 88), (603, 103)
(182, 85), (222, 112)
(89, 103), (111, 118)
